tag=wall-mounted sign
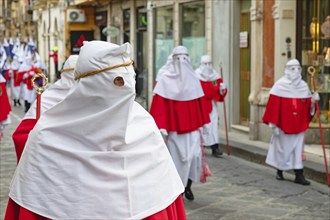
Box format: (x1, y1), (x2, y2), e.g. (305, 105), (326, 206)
(282, 9), (294, 19)
(102, 26), (120, 37)
(240, 31), (249, 48)
(95, 11), (107, 26)
(70, 31), (94, 54)
(138, 12), (147, 29)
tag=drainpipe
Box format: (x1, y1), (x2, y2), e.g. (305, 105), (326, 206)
(47, 3), (51, 82)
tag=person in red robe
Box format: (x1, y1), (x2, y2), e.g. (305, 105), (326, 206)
(5, 41), (186, 220)
(195, 55), (227, 157)
(11, 55), (78, 163)
(262, 59), (320, 185)
(0, 74), (11, 141)
(150, 46), (211, 201)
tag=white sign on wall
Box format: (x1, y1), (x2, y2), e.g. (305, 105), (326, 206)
(240, 31), (248, 48)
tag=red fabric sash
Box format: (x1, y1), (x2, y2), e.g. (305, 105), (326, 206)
(150, 94), (210, 134)
(0, 82), (11, 121)
(262, 94), (312, 134)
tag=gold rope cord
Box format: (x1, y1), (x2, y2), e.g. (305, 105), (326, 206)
(61, 67), (75, 73)
(74, 61), (133, 80)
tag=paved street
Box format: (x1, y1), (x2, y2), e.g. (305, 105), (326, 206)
(1, 105), (330, 220)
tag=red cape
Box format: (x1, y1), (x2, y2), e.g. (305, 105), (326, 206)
(12, 119), (37, 163)
(150, 94), (210, 134)
(262, 94), (313, 134)
(0, 81), (11, 122)
(200, 78), (227, 115)
(5, 196), (186, 220)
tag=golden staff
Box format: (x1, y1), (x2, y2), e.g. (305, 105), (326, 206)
(32, 69), (48, 120)
(308, 66), (330, 185)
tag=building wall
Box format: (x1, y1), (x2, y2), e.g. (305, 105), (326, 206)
(256, 0), (297, 143)
(37, 5), (65, 82)
(212, 0), (238, 131)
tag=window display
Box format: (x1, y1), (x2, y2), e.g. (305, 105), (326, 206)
(181, 1), (205, 69)
(299, 0), (330, 127)
(154, 7), (174, 78)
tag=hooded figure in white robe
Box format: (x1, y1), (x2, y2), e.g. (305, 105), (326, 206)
(6, 41), (185, 219)
(11, 55), (79, 163)
(195, 55), (227, 158)
(150, 46), (211, 201)
(263, 59), (320, 185)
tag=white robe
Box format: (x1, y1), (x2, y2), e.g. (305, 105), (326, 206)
(167, 130), (202, 186)
(202, 101), (219, 146)
(266, 130), (305, 170)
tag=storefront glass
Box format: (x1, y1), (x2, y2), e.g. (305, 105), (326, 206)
(154, 6), (174, 79)
(181, 1), (205, 68)
(298, 0), (330, 127)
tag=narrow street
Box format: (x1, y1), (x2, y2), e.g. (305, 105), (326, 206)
(1, 105), (329, 220)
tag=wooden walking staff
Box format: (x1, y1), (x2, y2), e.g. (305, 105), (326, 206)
(308, 66), (330, 185)
(31, 69), (48, 120)
(220, 63), (230, 155)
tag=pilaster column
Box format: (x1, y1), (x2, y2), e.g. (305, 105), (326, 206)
(173, 2), (180, 46)
(248, 0), (263, 140)
(147, 1), (154, 109)
(205, 0), (212, 56)
(130, 0), (136, 61)
(273, 0), (296, 81)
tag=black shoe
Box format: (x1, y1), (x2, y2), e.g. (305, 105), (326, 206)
(276, 170), (285, 180)
(17, 100), (21, 106)
(212, 149), (223, 158)
(13, 99), (17, 107)
(294, 169), (310, 185)
(184, 187), (194, 201)
(211, 144), (223, 158)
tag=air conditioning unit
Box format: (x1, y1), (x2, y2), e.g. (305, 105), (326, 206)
(67, 9), (86, 23)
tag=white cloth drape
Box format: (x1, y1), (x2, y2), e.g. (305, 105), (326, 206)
(266, 131), (305, 170)
(9, 41), (184, 220)
(167, 130), (202, 186)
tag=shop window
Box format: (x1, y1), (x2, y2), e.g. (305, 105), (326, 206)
(297, 0), (330, 127)
(180, 1), (205, 68)
(123, 9), (130, 43)
(154, 6), (174, 79)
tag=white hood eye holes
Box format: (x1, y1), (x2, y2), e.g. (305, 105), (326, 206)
(173, 54), (188, 61)
(113, 76), (125, 87)
(290, 66), (301, 72)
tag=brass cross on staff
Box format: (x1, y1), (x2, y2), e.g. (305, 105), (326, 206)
(32, 69), (48, 120)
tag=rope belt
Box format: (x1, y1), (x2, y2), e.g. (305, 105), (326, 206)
(74, 61), (133, 80)
(61, 67), (75, 73)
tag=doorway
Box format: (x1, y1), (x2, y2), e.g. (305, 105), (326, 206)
(239, 11), (251, 126)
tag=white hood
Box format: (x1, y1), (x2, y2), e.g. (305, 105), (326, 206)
(153, 45), (204, 101)
(9, 41), (183, 220)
